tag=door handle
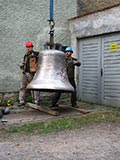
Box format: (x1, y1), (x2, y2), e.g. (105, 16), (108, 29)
(101, 68), (103, 76)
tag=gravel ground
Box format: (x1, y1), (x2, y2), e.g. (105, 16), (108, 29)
(0, 122), (120, 160)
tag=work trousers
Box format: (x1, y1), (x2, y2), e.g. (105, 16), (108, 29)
(52, 78), (77, 107)
(19, 72), (40, 103)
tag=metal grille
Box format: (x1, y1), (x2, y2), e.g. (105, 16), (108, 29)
(102, 35), (120, 101)
(79, 33), (120, 106)
(80, 38), (100, 103)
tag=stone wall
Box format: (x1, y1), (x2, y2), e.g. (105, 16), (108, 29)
(77, 0), (120, 16)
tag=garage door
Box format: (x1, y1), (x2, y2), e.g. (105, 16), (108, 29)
(79, 37), (101, 103)
(102, 34), (120, 106)
(79, 33), (120, 106)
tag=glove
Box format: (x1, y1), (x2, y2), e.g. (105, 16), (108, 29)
(73, 60), (81, 66)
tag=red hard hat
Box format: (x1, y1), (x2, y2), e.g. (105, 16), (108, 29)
(25, 41), (34, 47)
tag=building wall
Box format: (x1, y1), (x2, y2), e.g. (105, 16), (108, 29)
(69, 5), (120, 57)
(69, 5), (120, 106)
(0, 0), (77, 92)
(77, 0), (120, 16)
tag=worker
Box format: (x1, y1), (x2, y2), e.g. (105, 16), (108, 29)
(51, 46), (81, 108)
(18, 41), (40, 106)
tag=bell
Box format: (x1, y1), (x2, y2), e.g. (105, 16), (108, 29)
(27, 49), (74, 92)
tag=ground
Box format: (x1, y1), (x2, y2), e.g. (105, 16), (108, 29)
(0, 100), (120, 160)
(0, 122), (120, 160)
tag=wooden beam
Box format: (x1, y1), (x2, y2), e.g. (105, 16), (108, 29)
(26, 103), (60, 116)
(58, 104), (90, 114)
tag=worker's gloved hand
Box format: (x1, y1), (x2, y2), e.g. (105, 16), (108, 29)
(73, 60), (81, 66)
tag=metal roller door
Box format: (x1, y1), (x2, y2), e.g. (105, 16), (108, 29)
(79, 33), (120, 106)
(102, 34), (120, 106)
(79, 37), (101, 103)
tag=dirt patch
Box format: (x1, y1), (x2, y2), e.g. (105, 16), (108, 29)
(0, 122), (120, 160)
(0, 102), (120, 160)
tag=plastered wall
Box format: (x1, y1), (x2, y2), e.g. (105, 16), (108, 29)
(0, 0), (77, 92)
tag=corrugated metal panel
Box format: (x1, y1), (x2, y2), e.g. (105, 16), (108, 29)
(102, 34), (120, 105)
(80, 38), (101, 103)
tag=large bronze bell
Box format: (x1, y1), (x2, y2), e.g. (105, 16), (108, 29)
(27, 49), (74, 92)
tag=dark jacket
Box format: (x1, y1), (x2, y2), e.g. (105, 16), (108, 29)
(66, 57), (81, 79)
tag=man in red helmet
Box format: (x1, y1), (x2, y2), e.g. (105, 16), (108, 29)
(18, 41), (40, 106)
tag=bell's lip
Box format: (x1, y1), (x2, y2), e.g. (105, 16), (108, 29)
(27, 88), (74, 92)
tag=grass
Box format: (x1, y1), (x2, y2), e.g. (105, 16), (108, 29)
(0, 109), (120, 138)
(0, 94), (120, 138)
